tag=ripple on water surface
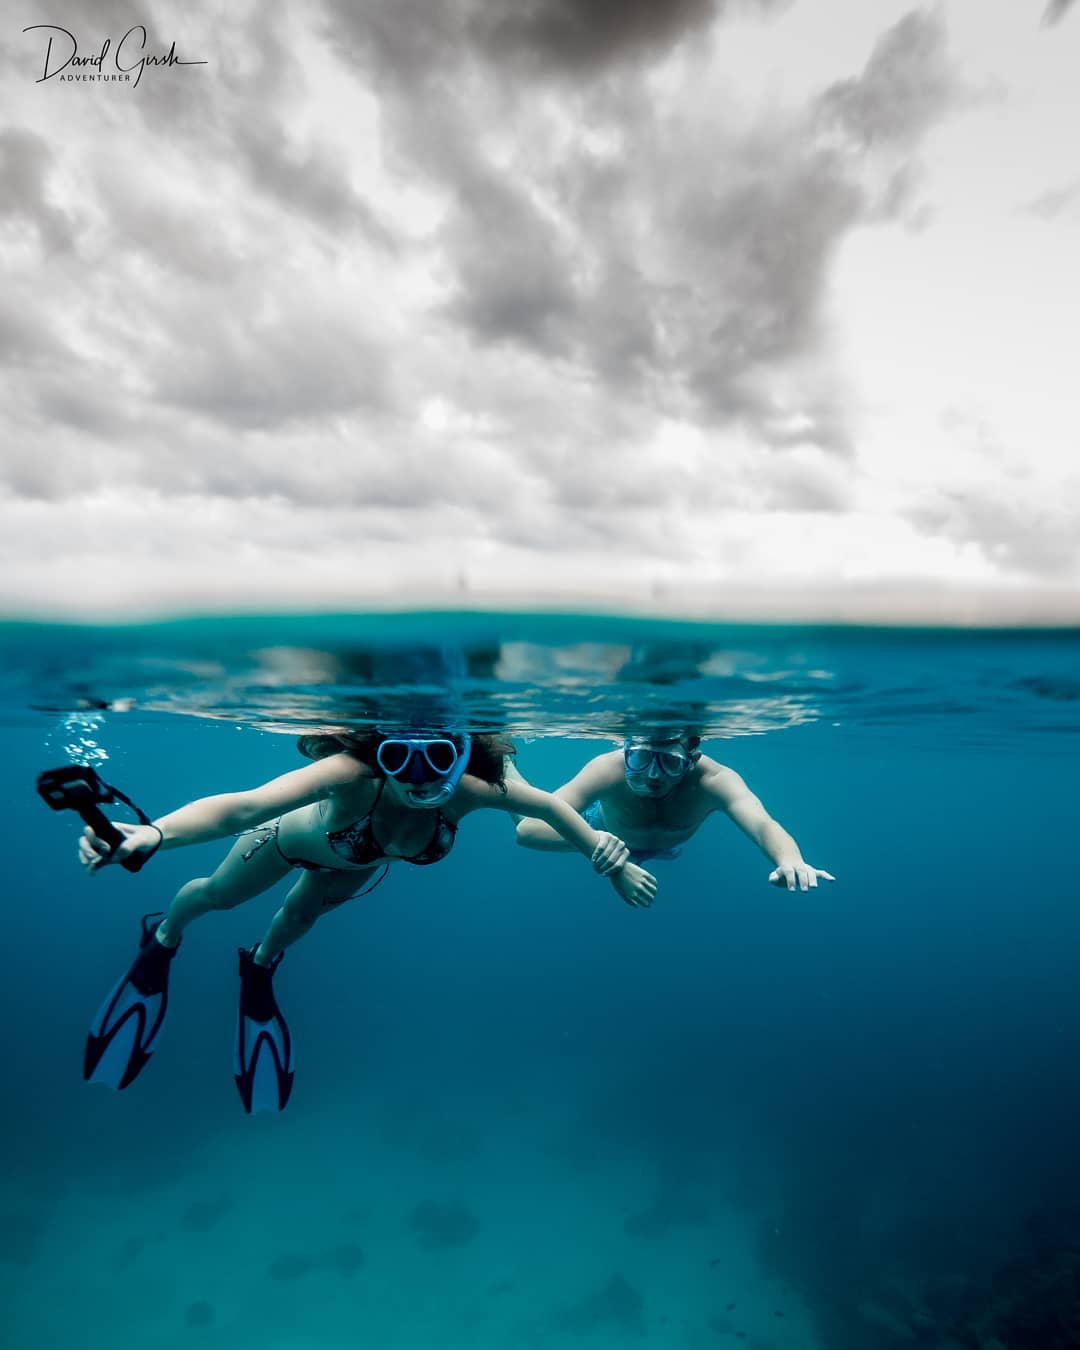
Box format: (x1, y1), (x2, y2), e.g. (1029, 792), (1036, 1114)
(1, 611), (1078, 748)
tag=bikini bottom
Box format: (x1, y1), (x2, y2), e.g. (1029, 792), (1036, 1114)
(238, 818), (389, 900)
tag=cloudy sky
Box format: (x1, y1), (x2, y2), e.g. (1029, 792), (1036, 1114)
(2, 0), (1077, 621)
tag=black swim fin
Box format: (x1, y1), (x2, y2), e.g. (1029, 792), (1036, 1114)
(234, 947), (294, 1114)
(85, 913), (177, 1089)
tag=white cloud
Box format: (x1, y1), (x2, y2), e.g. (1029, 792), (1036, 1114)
(1, 0), (1078, 622)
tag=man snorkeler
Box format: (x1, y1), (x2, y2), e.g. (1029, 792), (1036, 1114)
(513, 730), (834, 905)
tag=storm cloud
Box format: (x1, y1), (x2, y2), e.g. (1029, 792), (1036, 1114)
(0, 1), (1077, 618)
(1043, 0), (1077, 26)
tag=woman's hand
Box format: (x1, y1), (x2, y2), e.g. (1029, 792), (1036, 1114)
(610, 861), (658, 909)
(768, 861), (836, 892)
(79, 821), (162, 873)
(590, 831), (630, 876)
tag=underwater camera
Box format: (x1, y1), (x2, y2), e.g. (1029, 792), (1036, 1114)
(36, 764), (153, 873)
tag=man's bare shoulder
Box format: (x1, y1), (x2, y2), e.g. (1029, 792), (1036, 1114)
(696, 754), (737, 775)
(694, 757), (750, 802)
(578, 750), (626, 789)
(548, 749), (625, 809)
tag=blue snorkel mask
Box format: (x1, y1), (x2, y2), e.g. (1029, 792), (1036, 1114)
(623, 737), (692, 797)
(376, 732), (471, 808)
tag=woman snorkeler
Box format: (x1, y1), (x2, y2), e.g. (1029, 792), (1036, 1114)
(78, 729), (657, 1113)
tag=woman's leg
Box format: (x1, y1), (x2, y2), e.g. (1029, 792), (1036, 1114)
(233, 868), (382, 1114)
(85, 830), (295, 1093)
(254, 866), (382, 965)
(156, 828), (293, 947)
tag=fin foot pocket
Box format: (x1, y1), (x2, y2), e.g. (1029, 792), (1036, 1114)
(234, 947), (294, 1114)
(84, 913), (177, 1090)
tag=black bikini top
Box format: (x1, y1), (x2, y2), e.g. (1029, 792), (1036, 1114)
(326, 781), (457, 867)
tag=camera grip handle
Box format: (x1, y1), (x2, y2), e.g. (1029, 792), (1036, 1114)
(79, 805), (149, 874)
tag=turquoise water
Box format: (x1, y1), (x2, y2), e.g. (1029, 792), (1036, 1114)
(3, 613), (1080, 1349)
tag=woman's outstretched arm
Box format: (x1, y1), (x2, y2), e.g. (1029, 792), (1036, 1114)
(461, 774), (658, 910)
(78, 754), (366, 872)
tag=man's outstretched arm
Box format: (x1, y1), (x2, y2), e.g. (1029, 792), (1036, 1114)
(702, 764), (835, 892)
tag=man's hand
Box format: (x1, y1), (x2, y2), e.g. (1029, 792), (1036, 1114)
(590, 831), (630, 876)
(768, 861), (835, 893)
(611, 861), (658, 908)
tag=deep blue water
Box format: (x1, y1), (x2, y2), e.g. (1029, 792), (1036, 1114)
(2, 614), (1080, 1349)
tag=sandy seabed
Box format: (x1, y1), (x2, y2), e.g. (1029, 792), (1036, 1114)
(1, 1087), (815, 1350)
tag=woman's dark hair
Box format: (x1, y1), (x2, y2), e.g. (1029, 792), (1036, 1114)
(297, 729), (515, 790)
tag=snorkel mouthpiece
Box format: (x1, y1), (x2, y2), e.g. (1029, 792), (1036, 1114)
(407, 781), (455, 808)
